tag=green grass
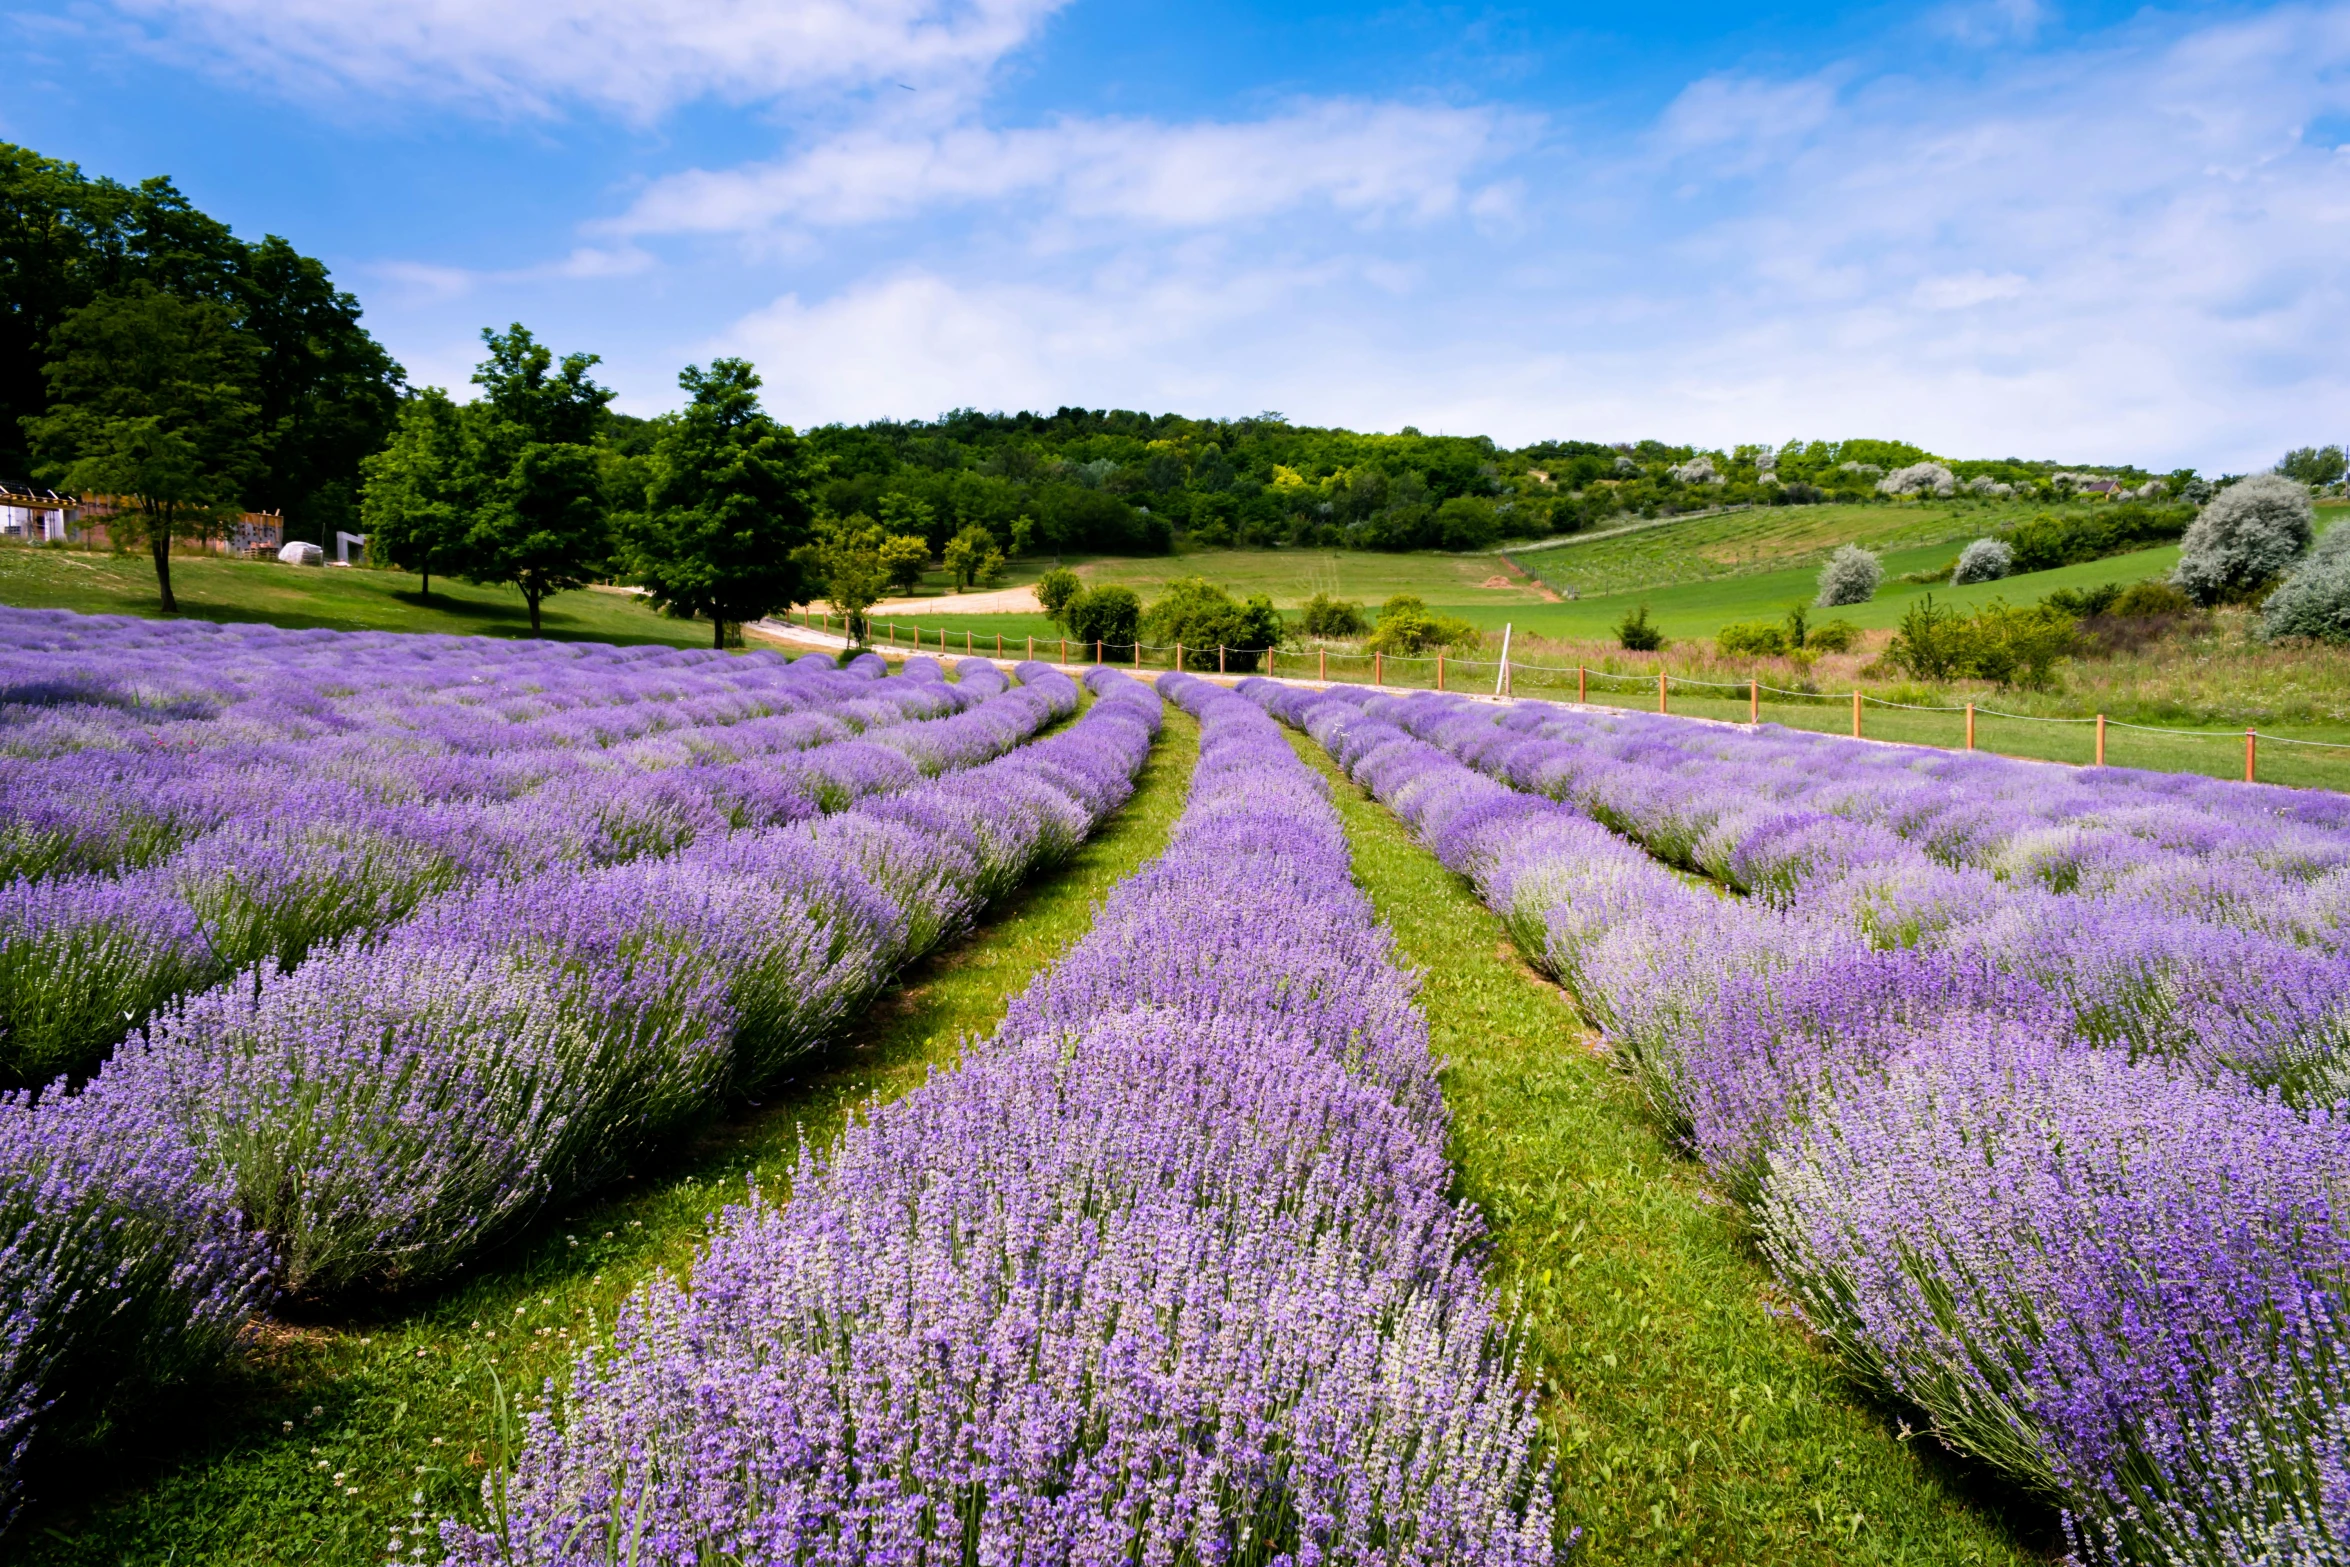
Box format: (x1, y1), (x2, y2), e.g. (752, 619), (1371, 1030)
(1302, 730), (2046, 1564)
(0, 545), (727, 647)
(11, 705), (1200, 1566)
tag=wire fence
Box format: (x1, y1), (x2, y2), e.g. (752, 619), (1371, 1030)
(777, 610), (2350, 791)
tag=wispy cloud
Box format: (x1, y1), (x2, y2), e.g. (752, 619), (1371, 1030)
(607, 101), (1523, 237)
(96, 0), (1068, 118)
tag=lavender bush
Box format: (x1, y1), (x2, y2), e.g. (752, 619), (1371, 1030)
(447, 673), (1561, 1566)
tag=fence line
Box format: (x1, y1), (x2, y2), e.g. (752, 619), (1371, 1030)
(773, 609), (2338, 785)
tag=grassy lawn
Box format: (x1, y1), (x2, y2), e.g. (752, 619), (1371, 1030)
(10, 704), (1199, 1566)
(1303, 729), (2045, 1565)
(0, 545), (724, 647)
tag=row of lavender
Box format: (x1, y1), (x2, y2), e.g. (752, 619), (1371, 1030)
(1381, 694), (2350, 1111)
(0, 661), (1161, 1526)
(1242, 680), (2346, 1567)
(449, 672), (1562, 1566)
(3, 637), (1064, 1084)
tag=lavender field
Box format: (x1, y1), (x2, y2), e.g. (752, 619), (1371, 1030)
(1244, 678), (2350, 1565)
(6, 604), (2346, 1564)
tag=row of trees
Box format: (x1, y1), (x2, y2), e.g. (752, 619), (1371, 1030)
(4, 142), (404, 584)
(364, 331), (816, 641)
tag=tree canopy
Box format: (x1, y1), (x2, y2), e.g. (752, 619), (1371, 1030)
(1, 141), (403, 541)
(620, 359), (817, 646)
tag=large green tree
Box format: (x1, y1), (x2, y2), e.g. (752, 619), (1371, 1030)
(455, 325), (617, 634)
(621, 359), (817, 647)
(24, 285), (260, 611)
(359, 387), (472, 596)
(0, 142), (402, 536)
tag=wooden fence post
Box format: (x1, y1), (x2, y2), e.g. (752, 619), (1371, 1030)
(1027, 635), (1034, 659)
(1436, 651), (1444, 691)
(1852, 690), (1862, 738)
(1966, 703), (1976, 751)
(1268, 647), (1275, 677)
(1319, 649), (1327, 681)
(1175, 642), (1182, 672)
(1374, 652), (1383, 687)
(1095, 640), (1103, 663)
(1219, 645), (1227, 675)
(2246, 729), (2258, 783)
(1132, 640), (1140, 670)
(2095, 713), (2106, 767)
(1749, 678), (1758, 725)
(1577, 666), (1586, 703)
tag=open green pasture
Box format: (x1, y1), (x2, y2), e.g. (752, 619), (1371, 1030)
(0, 545), (722, 647)
(10, 703), (1199, 1566)
(1305, 731), (2043, 1563)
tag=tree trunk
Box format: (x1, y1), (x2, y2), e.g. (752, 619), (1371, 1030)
(526, 589), (542, 636)
(421, 567), (431, 597)
(151, 507), (177, 614)
(712, 617), (727, 650)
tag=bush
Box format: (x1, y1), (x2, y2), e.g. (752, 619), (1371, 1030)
(1299, 592), (1366, 638)
(1806, 619), (1861, 653)
(2260, 526), (2350, 642)
(1951, 538), (2013, 585)
(1886, 595), (2076, 688)
(2045, 584), (2122, 618)
(2108, 579), (2194, 618)
(1365, 595), (1481, 656)
(1036, 567), (1082, 624)
(1996, 503), (2191, 573)
(1431, 496), (1499, 551)
(1816, 545), (1882, 607)
(1716, 621), (1787, 657)
(1063, 586), (1141, 653)
(1876, 462), (1956, 498)
(2173, 475), (2315, 606)
(1615, 604), (1666, 652)
(1140, 578), (1285, 672)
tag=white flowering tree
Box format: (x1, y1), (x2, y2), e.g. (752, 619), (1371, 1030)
(1953, 538), (2013, 584)
(1817, 544), (1883, 606)
(2173, 475), (2313, 606)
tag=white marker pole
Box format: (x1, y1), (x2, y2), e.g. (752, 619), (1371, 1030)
(1495, 622), (1513, 697)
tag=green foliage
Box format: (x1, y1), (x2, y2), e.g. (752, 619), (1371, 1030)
(879, 535), (930, 598)
(2278, 445), (2347, 487)
(619, 359), (816, 647)
(25, 283), (263, 612)
(1063, 584), (1141, 653)
(1615, 603), (1666, 651)
(1995, 503), (2191, 573)
(1035, 567), (1082, 624)
(2109, 579), (2195, 617)
(1714, 621), (1786, 657)
(1804, 618), (1860, 653)
(1366, 594), (1482, 655)
(940, 525), (1005, 592)
(2045, 583), (2122, 618)
(1299, 592), (1367, 639)
(1886, 594), (2077, 688)
(800, 513), (900, 641)
(2261, 527), (2350, 643)
(465, 443), (609, 637)
(0, 141), (402, 539)
(1140, 577), (1284, 671)
(360, 388), (471, 594)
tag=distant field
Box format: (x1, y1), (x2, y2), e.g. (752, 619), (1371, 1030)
(0, 546), (721, 647)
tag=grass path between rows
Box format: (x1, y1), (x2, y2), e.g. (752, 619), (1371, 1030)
(13, 703), (1201, 1567)
(1297, 730), (2053, 1565)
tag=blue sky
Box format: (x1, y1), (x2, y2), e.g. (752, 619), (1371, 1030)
(8, 0), (2348, 470)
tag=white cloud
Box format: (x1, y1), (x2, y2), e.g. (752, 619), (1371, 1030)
(609, 102), (1516, 236)
(1912, 270), (2029, 309)
(97, 0), (1066, 118)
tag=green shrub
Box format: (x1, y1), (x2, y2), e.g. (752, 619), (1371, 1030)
(1996, 502), (2191, 573)
(1805, 619), (1861, 653)
(1299, 592), (1367, 638)
(1036, 567), (1082, 624)
(1365, 594), (1481, 655)
(2108, 579), (2194, 617)
(1615, 603), (1666, 652)
(1715, 621), (1787, 657)
(1141, 577), (1285, 671)
(1886, 594), (2075, 689)
(1064, 585), (1141, 653)
(2044, 583), (2122, 618)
